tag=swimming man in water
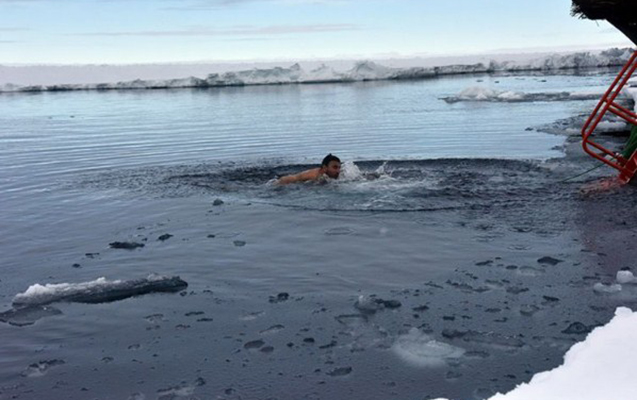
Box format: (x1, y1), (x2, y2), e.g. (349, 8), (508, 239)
(277, 154), (341, 185)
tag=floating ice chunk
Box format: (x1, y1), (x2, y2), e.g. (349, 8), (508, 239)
(354, 295), (382, 314)
(443, 87), (602, 103)
(15, 277), (119, 303)
(21, 359), (65, 377)
(593, 282), (622, 293)
(13, 274), (187, 307)
(392, 328), (465, 367)
(616, 270), (637, 285)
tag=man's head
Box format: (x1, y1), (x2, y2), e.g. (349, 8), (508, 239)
(321, 153), (341, 179)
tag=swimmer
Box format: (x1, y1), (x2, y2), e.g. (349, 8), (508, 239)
(277, 154), (341, 185)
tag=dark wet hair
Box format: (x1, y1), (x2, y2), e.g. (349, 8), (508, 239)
(321, 153), (340, 167)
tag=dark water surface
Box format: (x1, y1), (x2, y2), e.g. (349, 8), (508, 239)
(2, 70), (637, 400)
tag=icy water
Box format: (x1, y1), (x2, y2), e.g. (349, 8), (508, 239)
(2, 69), (637, 400)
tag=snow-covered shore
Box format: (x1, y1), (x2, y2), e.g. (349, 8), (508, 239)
(434, 306), (637, 400)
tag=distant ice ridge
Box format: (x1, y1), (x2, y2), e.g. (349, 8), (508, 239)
(432, 307), (637, 400)
(0, 48), (633, 93)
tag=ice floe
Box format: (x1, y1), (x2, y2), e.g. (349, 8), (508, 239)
(442, 87), (604, 103)
(11, 274), (187, 307)
(392, 328), (465, 367)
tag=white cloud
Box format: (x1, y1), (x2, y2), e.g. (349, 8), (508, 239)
(72, 24), (361, 37)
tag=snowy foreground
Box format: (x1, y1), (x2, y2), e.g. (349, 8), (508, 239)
(0, 48), (633, 93)
(434, 307), (637, 400)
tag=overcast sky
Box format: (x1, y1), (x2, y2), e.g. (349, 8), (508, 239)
(0, 0), (632, 65)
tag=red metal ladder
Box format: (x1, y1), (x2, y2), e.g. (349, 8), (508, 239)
(582, 50), (637, 183)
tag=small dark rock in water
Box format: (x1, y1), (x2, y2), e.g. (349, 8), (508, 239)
(443, 315), (455, 321)
(197, 318), (213, 322)
(260, 346), (274, 353)
(109, 241), (145, 250)
(442, 329), (469, 340)
(185, 311), (205, 317)
(412, 305), (429, 312)
(259, 324), (285, 334)
(244, 340), (265, 349)
(446, 370), (463, 380)
(562, 322), (590, 335)
(537, 256), (563, 266)
(506, 286), (529, 294)
(465, 350), (490, 359)
(475, 260), (493, 266)
(303, 337), (315, 344)
(233, 240), (246, 247)
(505, 265), (518, 270)
(269, 293), (289, 303)
(72, 263), (81, 268)
(101, 357), (114, 363)
(157, 234), (173, 241)
(326, 366), (352, 377)
(319, 340), (338, 349)
(377, 299), (402, 309)
(520, 304), (541, 316)
(543, 295), (560, 302)
(85, 253), (100, 259)
(212, 199), (224, 206)
(207, 234), (216, 238)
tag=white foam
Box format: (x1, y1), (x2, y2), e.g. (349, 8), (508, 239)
(392, 328), (465, 367)
(339, 161), (364, 181)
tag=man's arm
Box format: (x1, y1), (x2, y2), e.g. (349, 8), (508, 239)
(276, 168), (320, 185)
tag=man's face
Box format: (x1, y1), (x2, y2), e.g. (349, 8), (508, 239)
(324, 161), (341, 179)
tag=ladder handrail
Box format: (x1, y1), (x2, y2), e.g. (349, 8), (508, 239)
(581, 50), (637, 179)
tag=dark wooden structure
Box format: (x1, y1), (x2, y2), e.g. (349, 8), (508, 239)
(572, 0), (637, 45)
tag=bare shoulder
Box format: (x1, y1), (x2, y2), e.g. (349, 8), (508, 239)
(277, 168), (322, 185)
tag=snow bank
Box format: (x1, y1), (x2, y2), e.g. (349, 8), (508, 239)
(0, 48), (633, 93)
(432, 307), (637, 400)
